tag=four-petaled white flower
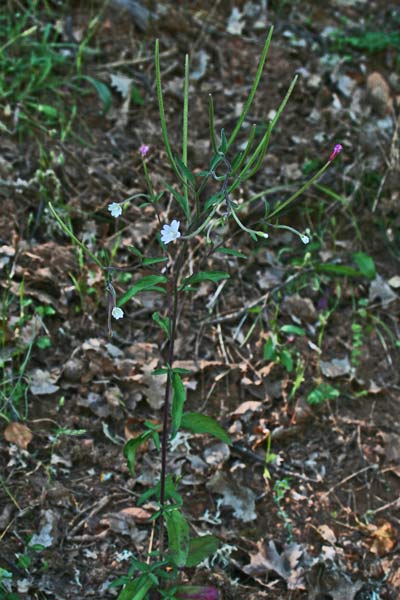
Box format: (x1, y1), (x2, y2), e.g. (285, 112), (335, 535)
(160, 220), (181, 245)
(112, 306), (124, 320)
(108, 202), (122, 218)
(139, 144), (149, 157)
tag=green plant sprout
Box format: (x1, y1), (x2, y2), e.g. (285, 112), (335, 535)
(48, 27), (342, 599)
(0, 1), (111, 140)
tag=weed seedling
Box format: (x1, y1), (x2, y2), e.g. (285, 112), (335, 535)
(49, 27), (342, 599)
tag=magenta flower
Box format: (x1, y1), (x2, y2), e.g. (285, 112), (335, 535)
(175, 586), (219, 600)
(329, 144), (343, 161)
(139, 144), (149, 158)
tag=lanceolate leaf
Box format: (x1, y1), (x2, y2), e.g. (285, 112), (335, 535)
(164, 182), (190, 221)
(165, 509), (190, 568)
(152, 311), (170, 337)
(216, 247), (247, 259)
(171, 372), (186, 437)
(182, 271), (230, 287)
(123, 432), (153, 477)
(315, 263), (362, 277)
(116, 575), (153, 600)
(181, 413), (231, 445)
(352, 252), (376, 280)
(118, 275), (167, 306)
(280, 324), (306, 336)
(186, 535), (220, 567)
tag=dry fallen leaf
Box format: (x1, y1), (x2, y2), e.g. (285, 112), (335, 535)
(4, 422), (33, 449)
(206, 471), (257, 522)
(317, 524), (337, 545)
(244, 539), (306, 590)
(368, 521), (396, 556)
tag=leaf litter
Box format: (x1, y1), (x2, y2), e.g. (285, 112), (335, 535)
(0, 0), (399, 598)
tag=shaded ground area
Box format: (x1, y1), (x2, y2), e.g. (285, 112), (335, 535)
(1, 0), (399, 598)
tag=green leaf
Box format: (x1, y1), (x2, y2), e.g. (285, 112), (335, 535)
(352, 252), (376, 280)
(216, 247), (247, 259)
(280, 324), (306, 336)
(165, 509), (190, 568)
(164, 182), (191, 221)
(152, 367), (169, 375)
(118, 275), (167, 306)
(175, 156), (196, 186)
(181, 412), (231, 445)
(218, 128), (228, 154)
(186, 535), (220, 567)
(77, 75), (112, 113)
(182, 271), (230, 287)
(29, 102), (58, 118)
(307, 383), (340, 406)
(152, 311), (170, 336)
(123, 432), (152, 477)
(117, 575), (154, 600)
(127, 245), (143, 258)
(263, 337), (277, 361)
(171, 372), (186, 437)
(315, 263), (362, 277)
(204, 191), (225, 211)
(280, 348), (293, 372)
(142, 256), (168, 266)
(36, 335), (51, 349)
(131, 83), (144, 106)
(210, 153), (223, 172)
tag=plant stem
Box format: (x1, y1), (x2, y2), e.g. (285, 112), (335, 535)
(158, 245), (185, 558)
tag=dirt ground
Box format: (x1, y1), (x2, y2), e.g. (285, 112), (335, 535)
(1, 0), (400, 598)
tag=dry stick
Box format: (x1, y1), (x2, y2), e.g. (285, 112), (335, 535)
(320, 464), (378, 501)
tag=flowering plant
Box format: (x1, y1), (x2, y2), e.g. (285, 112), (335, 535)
(48, 27), (342, 600)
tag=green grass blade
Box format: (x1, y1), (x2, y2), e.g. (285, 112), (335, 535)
(227, 26), (274, 150)
(183, 53), (190, 221)
(47, 202), (104, 269)
(155, 39), (180, 180)
(208, 94), (218, 154)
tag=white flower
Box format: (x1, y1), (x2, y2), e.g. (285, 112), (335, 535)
(300, 234), (310, 244)
(108, 202), (122, 218)
(112, 306), (124, 320)
(160, 220), (181, 245)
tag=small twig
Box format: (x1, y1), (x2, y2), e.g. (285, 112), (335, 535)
(97, 48), (176, 70)
(68, 495), (112, 537)
(320, 464), (379, 501)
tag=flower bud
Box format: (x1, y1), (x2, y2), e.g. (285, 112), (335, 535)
(329, 144), (343, 161)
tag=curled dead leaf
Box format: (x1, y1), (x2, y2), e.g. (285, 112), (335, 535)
(4, 422), (33, 449)
(368, 521), (396, 556)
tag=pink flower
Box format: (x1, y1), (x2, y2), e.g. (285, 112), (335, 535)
(139, 144), (149, 158)
(329, 144), (343, 161)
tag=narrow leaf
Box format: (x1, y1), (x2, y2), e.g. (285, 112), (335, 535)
(280, 324), (306, 336)
(183, 271), (230, 286)
(152, 311), (170, 336)
(164, 182), (191, 221)
(165, 509), (190, 568)
(176, 155), (195, 186)
(119, 275), (167, 306)
(123, 432), (152, 477)
(117, 575), (153, 600)
(171, 372), (186, 437)
(216, 247), (247, 258)
(315, 264), (362, 277)
(353, 252), (376, 280)
(181, 413), (231, 445)
(186, 535), (220, 567)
